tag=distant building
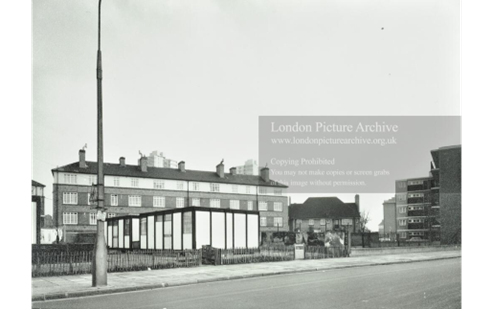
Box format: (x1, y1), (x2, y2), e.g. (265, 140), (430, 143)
(378, 220), (384, 238)
(288, 195), (361, 233)
(395, 145), (461, 244)
(382, 197), (397, 240)
(147, 151), (178, 169)
(32, 180), (45, 244)
(430, 145), (461, 244)
(235, 159), (259, 176)
(52, 149), (289, 243)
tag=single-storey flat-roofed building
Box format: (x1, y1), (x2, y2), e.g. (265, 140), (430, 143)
(105, 207), (260, 250)
(289, 196), (361, 233)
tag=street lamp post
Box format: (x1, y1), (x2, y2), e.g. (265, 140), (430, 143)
(92, 0), (108, 287)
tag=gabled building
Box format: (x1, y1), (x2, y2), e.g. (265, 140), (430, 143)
(32, 180), (45, 244)
(52, 149), (289, 243)
(288, 195), (361, 233)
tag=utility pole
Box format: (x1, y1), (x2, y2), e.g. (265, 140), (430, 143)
(92, 0), (108, 287)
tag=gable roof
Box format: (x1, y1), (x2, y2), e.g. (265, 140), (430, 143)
(52, 161), (287, 188)
(32, 180), (45, 187)
(289, 197), (360, 219)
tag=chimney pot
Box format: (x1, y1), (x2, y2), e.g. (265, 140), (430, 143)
(216, 162), (224, 178)
(178, 161), (185, 172)
(79, 149), (87, 168)
(230, 167), (237, 175)
(260, 167), (270, 183)
(139, 156), (148, 172)
(119, 157), (126, 167)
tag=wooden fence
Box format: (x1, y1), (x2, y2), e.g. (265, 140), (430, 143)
(32, 249), (201, 277)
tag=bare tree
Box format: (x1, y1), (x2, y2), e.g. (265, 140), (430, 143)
(359, 210), (371, 232)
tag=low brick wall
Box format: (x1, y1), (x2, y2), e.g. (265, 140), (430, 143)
(350, 245), (461, 257)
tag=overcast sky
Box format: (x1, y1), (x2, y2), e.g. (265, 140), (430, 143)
(32, 0), (460, 231)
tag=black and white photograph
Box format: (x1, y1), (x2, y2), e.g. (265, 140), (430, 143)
(4, 0), (489, 308)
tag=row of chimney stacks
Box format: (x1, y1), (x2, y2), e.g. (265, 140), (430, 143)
(79, 149), (270, 182)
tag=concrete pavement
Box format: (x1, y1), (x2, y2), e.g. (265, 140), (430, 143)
(32, 249), (461, 302)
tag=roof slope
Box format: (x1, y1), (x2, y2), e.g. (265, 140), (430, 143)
(52, 161), (287, 188)
(32, 180), (45, 187)
(289, 197), (360, 219)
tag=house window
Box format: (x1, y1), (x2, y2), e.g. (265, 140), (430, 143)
(258, 201), (267, 211)
(308, 219), (314, 226)
(210, 199), (221, 208)
(89, 213), (97, 225)
(87, 193), (96, 206)
(192, 198), (200, 206)
(131, 178), (139, 188)
(88, 175), (97, 185)
(176, 197), (185, 208)
(129, 195), (142, 207)
(320, 219), (326, 226)
(140, 218), (147, 236)
(113, 177), (120, 187)
(210, 183), (220, 192)
(62, 192), (78, 205)
(153, 196), (165, 208)
(259, 187), (267, 194)
(247, 201), (253, 211)
(273, 202), (283, 212)
(260, 217), (267, 227)
(176, 181), (184, 190)
(232, 185), (238, 193)
(273, 217), (283, 227)
(63, 212), (78, 225)
(110, 194), (118, 206)
(154, 180), (165, 189)
(192, 182), (200, 191)
(230, 200), (240, 209)
(64, 173), (77, 184)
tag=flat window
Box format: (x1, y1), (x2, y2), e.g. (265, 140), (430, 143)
(110, 194), (118, 206)
(399, 219), (407, 226)
(129, 195), (142, 207)
(176, 197), (185, 208)
(64, 173), (77, 184)
(274, 188), (282, 195)
(192, 198), (200, 206)
(131, 178), (139, 188)
(210, 199), (221, 208)
(274, 202), (283, 212)
(153, 196), (165, 208)
(88, 175), (97, 185)
(247, 201), (253, 211)
(231, 185), (238, 193)
(308, 219), (314, 226)
(107, 213), (116, 218)
(192, 182), (200, 191)
(140, 218), (147, 235)
(258, 201), (267, 211)
(176, 182), (184, 190)
(274, 217), (283, 227)
(259, 187), (267, 194)
(230, 200), (240, 209)
(63, 192), (78, 205)
(260, 217), (267, 227)
(320, 219), (326, 226)
(113, 177), (120, 187)
(399, 207), (407, 214)
(89, 213), (97, 225)
(87, 193), (96, 206)
(154, 180), (165, 189)
(63, 212), (78, 225)
(210, 183), (220, 192)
